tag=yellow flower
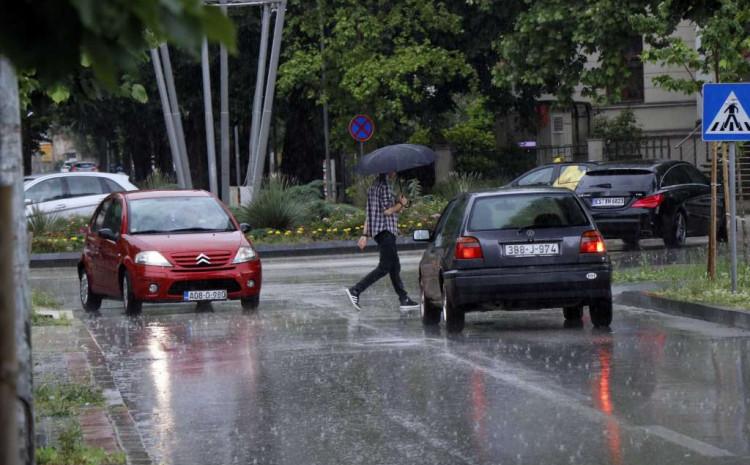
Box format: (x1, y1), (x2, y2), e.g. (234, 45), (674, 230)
(326, 228), (331, 233)
(416, 222), (422, 227)
(274, 230), (281, 235)
(332, 228), (338, 232)
(284, 230), (292, 236)
(344, 227), (351, 232)
(297, 230), (304, 234)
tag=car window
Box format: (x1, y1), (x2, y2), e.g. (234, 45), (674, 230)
(553, 165), (589, 190)
(661, 166), (692, 187)
(25, 178), (66, 203)
(91, 200), (111, 232)
(68, 176), (105, 197)
(432, 200), (456, 246)
(101, 199), (122, 235)
(684, 165), (709, 184)
(578, 169), (657, 192)
(441, 197), (468, 240)
(468, 193), (589, 230)
(517, 167), (555, 186)
(100, 178), (126, 193)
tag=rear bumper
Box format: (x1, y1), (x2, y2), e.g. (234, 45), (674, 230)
(444, 263), (611, 310)
(129, 260), (262, 302)
(591, 210), (658, 240)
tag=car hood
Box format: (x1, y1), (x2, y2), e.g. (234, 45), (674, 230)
(125, 231), (246, 254)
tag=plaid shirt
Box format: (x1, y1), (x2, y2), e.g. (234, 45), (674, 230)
(365, 178), (399, 237)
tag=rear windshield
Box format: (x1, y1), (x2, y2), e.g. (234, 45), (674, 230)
(468, 194), (589, 231)
(578, 169), (656, 191)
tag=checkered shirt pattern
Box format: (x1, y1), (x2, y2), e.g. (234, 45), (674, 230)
(365, 179), (399, 237)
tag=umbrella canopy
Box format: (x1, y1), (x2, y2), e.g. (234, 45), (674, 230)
(355, 144), (436, 175)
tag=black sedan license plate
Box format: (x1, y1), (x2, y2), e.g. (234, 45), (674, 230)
(183, 290), (227, 301)
(504, 243), (559, 257)
(592, 197), (625, 207)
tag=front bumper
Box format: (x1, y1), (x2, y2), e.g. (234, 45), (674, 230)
(129, 259), (262, 302)
(444, 263), (611, 311)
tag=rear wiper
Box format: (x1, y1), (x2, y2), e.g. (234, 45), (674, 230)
(515, 224), (558, 232)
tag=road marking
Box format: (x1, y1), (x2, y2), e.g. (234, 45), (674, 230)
(643, 425), (734, 457)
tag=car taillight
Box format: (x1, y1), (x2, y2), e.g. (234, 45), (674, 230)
(631, 193), (664, 209)
(580, 230), (606, 253)
(455, 236), (483, 260)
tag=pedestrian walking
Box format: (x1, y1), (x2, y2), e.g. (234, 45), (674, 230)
(345, 172), (419, 311)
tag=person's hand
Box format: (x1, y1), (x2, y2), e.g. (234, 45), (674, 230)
(399, 195), (409, 208)
(357, 236), (368, 251)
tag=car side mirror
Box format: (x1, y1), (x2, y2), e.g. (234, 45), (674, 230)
(98, 228), (116, 241)
(413, 229), (431, 242)
(240, 223), (251, 233)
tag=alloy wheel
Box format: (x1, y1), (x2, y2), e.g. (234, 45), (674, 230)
(80, 273), (89, 305)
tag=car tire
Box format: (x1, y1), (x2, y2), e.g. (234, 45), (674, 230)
(563, 305), (583, 321)
(441, 282), (464, 333)
(121, 271), (142, 315)
(589, 298), (612, 328)
(420, 285), (441, 326)
(241, 295), (260, 312)
(663, 210), (687, 248)
(79, 270), (102, 312)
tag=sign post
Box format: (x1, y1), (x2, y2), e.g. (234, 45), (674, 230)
(348, 114), (375, 162)
(702, 83), (750, 292)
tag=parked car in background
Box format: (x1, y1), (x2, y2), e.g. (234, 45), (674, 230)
(414, 187), (612, 333)
(576, 160), (720, 248)
(78, 190), (261, 314)
(508, 162), (597, 190)
(70, 161), (99, 172)
(60, 160), (76, 172)
(24, 172), (138, 218)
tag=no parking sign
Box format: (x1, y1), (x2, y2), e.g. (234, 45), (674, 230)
(348, 114), (375, 142)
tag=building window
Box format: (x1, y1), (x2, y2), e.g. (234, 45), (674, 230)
(552, 116), (564, 133)
(619, 36), (644, 103)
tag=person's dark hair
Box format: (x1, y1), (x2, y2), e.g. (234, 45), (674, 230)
(378, 173), (387, 182)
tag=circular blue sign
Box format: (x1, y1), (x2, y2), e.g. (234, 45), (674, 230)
(348, 114), (375, 142)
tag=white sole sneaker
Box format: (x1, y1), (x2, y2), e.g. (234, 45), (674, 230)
(399, 303), (419, 311)
(345, 288), (361, 311)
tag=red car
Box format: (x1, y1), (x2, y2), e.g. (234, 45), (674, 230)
(78, 190), (262, 314)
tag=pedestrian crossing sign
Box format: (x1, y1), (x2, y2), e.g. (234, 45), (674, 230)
(702, 83), (750, 141)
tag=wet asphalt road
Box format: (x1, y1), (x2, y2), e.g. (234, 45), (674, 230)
(31, 244), (750, 465)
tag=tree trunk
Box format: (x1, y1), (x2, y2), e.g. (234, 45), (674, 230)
(0, 57), (33, 465)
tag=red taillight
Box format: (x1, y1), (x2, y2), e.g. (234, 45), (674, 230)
(580, 230), (606, 253)
(631, 193), (664, 209)
(455, 236), (483, 260)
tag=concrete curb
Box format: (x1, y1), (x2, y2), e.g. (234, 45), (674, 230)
(616, 290), (750, 331)
(30, 238), (428, 268)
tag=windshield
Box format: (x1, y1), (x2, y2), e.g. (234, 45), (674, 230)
(468, 193), (589, 230)
(128, 197), (235, 234)
(578, 169), (656, 191)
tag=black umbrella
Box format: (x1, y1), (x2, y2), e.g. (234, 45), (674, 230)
(355, 144), (436, 175)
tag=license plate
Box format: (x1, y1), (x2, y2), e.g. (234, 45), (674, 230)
(183, 290), (227, 301)
(592, 197), (625, 207)
(504, 243), (559, 257)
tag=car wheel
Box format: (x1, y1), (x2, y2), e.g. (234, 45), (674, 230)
(420, 285), (441, 326)
(79, 270), (102, 312)
(563, 305), (583, 321)
(241, 295), (260, 312)
(441, 282), (464, 333)
(121, 271), (142, 315)
(663, 210), (687, 248)
(589, 298), (612, 328)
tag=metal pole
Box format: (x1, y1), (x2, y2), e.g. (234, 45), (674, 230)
(234, 125), (241, 187)
(219, 0), (230, 202)
(318, 0), (332, 200)
(159, 44), (193, 188)
(729, 142), (738, 293)
(201, 38), (219, 195)
(245, 4), (271, 186)
(250, 0), (286, 199)
(150, 48), (186, 188)
(708, 142), (718, 279)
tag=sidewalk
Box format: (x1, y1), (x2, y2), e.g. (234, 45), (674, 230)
(33, 318), (151, 464)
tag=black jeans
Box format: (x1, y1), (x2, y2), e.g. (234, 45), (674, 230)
(353, 231), (407, 299)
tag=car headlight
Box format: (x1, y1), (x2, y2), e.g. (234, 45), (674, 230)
(134, 251), (172, 267)
(232, 246), (257, 264)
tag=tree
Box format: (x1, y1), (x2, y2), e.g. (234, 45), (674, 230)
(0, 3), (235, 464)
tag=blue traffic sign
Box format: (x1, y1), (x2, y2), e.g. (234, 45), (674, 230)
(348, 114), (375, 142)
(702, 83), (750, 141)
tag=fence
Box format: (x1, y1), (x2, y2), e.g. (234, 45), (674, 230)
(604, 135), (711, 168)
(533, 144), (589, 165)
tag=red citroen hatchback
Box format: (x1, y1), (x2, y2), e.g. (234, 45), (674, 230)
(78, 190), (262, 314)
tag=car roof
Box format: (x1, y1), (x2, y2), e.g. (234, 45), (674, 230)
(587, 159), (683, 173)
(26, 172), (129, 180)
(120, 189), (213, 200)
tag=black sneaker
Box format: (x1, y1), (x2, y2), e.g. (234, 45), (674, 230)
(345, 288), (361, 310)
(399, 296), (419, 311)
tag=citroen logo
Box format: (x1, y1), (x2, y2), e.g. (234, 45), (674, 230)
(526, 229), (535, 242)
(195, 253), (211, 265)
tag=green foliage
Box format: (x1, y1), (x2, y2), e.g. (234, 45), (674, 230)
(27, 206), (67, 237)
(237, 178), (311, 230)
(139, 169), (178, 190)
(36, 423), (125, 465)
(32, 289), (62, 310)
(433, 172), (484, 199)
(591, 109), (643, 142)
(443, 95), (500, 176)
(30, 215), (89, 253)
(345, 176), (376, 208)
(34, 383), (104, 417)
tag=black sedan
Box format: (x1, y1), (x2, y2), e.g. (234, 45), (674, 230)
(575, 160), (720, 248)
(414, 187), (612, 333)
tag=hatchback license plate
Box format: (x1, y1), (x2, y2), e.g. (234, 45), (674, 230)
(183, 290), (227, 301)
(504, 243), (559, 257)
(592, 197), (625, 207)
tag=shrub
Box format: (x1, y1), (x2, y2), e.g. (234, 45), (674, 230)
(139, 169), (178, 190)
(237, 178), (309, 230)
(27, 206), (66, 236)
(345, 175), (375, 208)
(433, 172), (484, 199)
